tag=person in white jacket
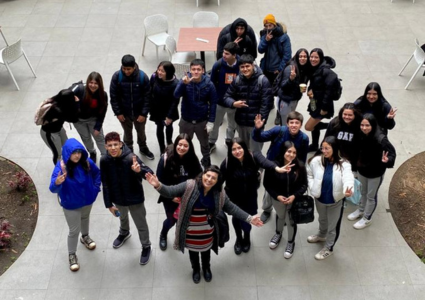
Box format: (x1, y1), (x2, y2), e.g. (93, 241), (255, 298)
(307, 136), (354, 260)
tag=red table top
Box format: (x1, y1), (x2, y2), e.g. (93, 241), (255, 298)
(177, 27), (222, 52)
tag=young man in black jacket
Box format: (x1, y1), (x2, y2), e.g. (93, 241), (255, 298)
(110, 54), (154, 160)
(100, 131), (154, 265)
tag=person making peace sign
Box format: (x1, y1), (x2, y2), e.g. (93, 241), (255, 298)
(100, 131), (154, 266)
(347, 114), (396, 230)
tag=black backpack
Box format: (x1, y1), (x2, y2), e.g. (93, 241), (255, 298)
(272, 70), (284, 96)
(329, 70), (343, 101)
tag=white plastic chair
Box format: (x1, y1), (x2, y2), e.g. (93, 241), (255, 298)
(398, 39), (425, 90)
(196, 0), (220, 7)
(142, 14), (170, 61)
(165, 36), (196, 66)
(193, 11), (219, 28)
(0, 39), (37, 91)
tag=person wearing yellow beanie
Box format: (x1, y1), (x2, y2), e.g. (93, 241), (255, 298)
(263, 14), (277, 26)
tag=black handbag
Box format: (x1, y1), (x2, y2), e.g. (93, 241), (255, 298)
(215, 210), (230, 248)
(291, 195), (315, 224)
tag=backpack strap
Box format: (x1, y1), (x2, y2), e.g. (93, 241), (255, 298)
(118, 70), (145, 86)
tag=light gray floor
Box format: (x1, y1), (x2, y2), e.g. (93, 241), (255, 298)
(1, 0), (425, 299)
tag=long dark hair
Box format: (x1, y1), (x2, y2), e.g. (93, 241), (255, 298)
(332, 102), (362, 131)
(84, 72), (107, 114)
(287, 48), (310, 82)
(66, 151), (90, 178)
(165, 133), (199, 179)
(226, 137), (256, 173)
(310, 48), (324, 69)
(361, 113), (379, 138)
(156, 61), (175, 81)
(309, 136), (344, 169)
(50, 89), (79, 123)
(196, 165), (223, 193)
(276, 141), (304, 181)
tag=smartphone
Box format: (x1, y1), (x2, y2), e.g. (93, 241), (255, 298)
(114, 210), (120, 217)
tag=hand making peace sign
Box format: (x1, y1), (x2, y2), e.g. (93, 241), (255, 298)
(131, 155), (141, 173)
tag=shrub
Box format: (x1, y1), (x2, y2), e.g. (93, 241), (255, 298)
(8, 171), (32, 191)
(0, 219), (12, 249)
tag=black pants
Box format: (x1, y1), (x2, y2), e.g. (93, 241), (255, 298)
(189, 249), (211, 271)
(155, 121), (173, 153)
(160, 200), (178, 236)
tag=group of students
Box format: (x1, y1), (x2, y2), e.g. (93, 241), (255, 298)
(40, 13), (397, 284)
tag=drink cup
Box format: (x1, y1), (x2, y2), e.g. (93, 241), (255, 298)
(299, 84), (307, 93)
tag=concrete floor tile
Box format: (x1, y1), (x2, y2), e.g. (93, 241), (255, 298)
(254, 245), (309, 286)
(309, 285), (365, 300)
(0, 250), (56, 289)
(414, 285), (425, 300)
(100, 248), (155, 288)
(205, 286), (257, 300)
(45, 289), (100, 300)
(351, 246), (412, 285)
(153, 286), (203, 300)
(48, 250), (106, 289)
(32, 2), (63, 15)
(55, 14), (88, 27)
(26, 215), (65, 251)
(362, 285), (417, 300)
(303, 246), (360, 286)
(401, 246), (425, 285)
(0, 289), (46, 300)
(258, 286), (311, 300)
(99, 288), (153, 300)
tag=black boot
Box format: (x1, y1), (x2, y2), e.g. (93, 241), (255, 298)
(189, 251), (201, 284)
(201, 250), (212, 282)
(242, 232), (251, 253)
(234, 238), (242, 255)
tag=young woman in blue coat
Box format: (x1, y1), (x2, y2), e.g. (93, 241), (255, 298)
(49, 138), (101, 272)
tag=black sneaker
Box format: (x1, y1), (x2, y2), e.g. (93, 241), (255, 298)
(113, 232), (131, 249)
(234, 239), (242, 255)
(209, 143), (216, 154)
(260, 211), (271, 223)
(159, 234), (167, 251)
(269, 233), (282, 250)
(274, 111), (281, 125)
(140, 148), (155, 160)
(284, 242), (295, 259)
(140, 246), (151, 265)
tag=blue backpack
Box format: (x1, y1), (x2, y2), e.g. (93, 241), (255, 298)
(118, 69), (145, 86)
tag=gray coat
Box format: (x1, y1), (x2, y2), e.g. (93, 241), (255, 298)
(157, 180), (250, 254)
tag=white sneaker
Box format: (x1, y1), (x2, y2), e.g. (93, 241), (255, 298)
(307, 235), (326, 243)
(347, 209), (364, 221)
(314, 247), (333, 260)
(353, 217), (372, 230)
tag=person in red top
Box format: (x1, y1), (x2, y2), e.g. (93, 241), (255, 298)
(73, 72), (108, 163)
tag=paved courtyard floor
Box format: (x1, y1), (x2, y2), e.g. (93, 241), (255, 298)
(1, 0), (425, 299)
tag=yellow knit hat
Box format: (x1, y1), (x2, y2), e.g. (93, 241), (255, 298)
(263, 14), (276, 25)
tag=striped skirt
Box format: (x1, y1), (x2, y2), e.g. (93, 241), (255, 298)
(185, 208), (214, 252)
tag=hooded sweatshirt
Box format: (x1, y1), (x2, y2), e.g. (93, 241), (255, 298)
(49, 138), (101, 210)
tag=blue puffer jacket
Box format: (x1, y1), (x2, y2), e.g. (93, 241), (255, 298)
(49, 138), (101, 210)
(258, 23), (292, 73)
(223, 66), (273, 127)
(110, 64), (150, 118)
(174, 75), (218, 123)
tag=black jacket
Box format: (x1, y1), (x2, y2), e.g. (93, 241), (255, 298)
(357, 132), (396, 178)
(110, 64), (150, 118)
(156, 153), (202, 204)
(148, 74), (180, 123)
(220, 151), (276, 213)
(223, 66), (273, 127)
(308, 56), (337, 116)
(100, 144), (153, 207)
(263, 162), (307, 201)
(354, 96), (395, 135)
(216, 18), (257, 60)
(278, 62), (309, 104)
